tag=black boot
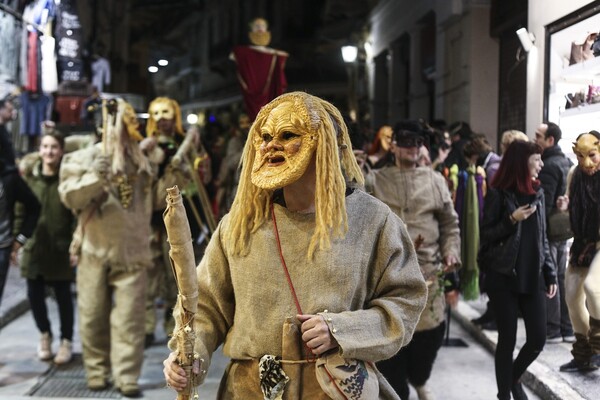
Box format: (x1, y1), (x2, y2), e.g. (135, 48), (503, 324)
(511, 381), (529, 400)
(471, 302), (495, 325)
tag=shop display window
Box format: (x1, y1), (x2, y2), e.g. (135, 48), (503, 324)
(547, 5), (600, 162)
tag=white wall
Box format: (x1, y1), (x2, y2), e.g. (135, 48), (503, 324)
(527, 0), (596, 137)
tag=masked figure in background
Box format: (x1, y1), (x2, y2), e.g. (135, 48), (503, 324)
(231, 18), (288, 121)
(558, 131), (600, 372)
(163, 91), (427, 399)
(367, 125), (461, 400)
(58, 99), (160, 397)
(141, 97), (211, 347)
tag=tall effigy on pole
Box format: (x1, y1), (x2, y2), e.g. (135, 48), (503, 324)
(231, 18), (288, 121)
(163, 185), (200, 400)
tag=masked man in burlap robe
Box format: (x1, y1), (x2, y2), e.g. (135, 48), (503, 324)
(58, 99), (161, 397)
(163, 92), (427, 399)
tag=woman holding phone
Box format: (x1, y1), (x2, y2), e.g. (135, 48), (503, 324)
(479, 140), (557, 400)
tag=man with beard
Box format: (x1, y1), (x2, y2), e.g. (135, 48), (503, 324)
(533, 122), (574, 345)
(231, 18), (288, 120)
(162, 91), (427, 399)
(59, 99), (160, 397)
(558, 131), (600, 372)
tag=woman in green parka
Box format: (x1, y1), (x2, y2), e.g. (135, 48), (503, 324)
(19, 131), (75, 365)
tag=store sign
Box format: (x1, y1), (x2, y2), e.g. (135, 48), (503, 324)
(55, 0), (84, 82)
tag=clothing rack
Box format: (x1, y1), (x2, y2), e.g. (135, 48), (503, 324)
(0, 2), (44, 33)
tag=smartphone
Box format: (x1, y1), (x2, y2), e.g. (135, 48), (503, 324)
(528, 199), (540, 208)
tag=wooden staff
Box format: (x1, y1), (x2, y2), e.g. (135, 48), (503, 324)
(163, 186), (200, 400)
(171, 128), (217, 233)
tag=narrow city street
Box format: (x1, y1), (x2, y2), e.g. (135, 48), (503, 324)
(0, 264), (544, 400)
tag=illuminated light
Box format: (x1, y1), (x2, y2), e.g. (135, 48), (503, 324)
(187, 114), (199, 124)
(148, 66), (158, 73)
(341, 46), (358, 63)
(158, 59), (169, 66)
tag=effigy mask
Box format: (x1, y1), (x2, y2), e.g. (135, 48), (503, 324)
(573, 133), (600, 176)
(250, 96), (318, 190)
(149, 99), (176, 122)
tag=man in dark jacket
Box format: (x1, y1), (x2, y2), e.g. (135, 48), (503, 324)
(534, 122), (574, 344)
(0, 156), (41, 307)
(0, 97), (18, 171)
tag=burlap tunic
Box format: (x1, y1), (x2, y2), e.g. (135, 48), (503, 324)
(184, 189), (427, 399)
(369, 166), (461, 331)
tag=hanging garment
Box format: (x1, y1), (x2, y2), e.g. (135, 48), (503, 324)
(40, 35), (58, 93)
(54, 95), (86, 125)
(91, 57), (111, 93)
(459, 165), (485, 301)
(19, 92), (50, 137)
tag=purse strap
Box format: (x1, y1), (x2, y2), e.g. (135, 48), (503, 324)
(271, 202), (315, 361)
(271, 202), (304, 315)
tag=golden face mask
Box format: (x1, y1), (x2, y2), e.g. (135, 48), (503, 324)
(250, 99), (318, 189)
(573, 133), (600, 176)
(379, 125), (393, 152)
(249, 18), (271, 46)
(146, 97), (184, 137)
(149, 99), (175, 122)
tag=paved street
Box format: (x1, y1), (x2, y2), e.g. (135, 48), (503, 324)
(0, 264), (594, 399)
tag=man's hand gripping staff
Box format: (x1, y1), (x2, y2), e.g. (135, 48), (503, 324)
(163, 186), (202, 399)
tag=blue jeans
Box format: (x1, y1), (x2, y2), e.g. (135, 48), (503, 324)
(0, 246), (11, 307)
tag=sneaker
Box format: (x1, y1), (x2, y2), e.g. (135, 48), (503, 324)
(559, 358), (598, 372)
(37, 332), (52, 361)
(563, 335), (576, 343)
(118, 382), (142, 398)
(546, 335), (563, 344)
(53, 339), (72, 365)
(415, 384), (435, 400)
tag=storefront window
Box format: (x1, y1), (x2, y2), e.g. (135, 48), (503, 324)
(547, 6), (600, 162)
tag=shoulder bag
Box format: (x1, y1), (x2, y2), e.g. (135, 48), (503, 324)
(547, 209), (573, 242)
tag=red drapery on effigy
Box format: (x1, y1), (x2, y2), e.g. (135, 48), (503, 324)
(232, 46), (288, 120)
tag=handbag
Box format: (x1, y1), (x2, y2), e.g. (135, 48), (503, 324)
(569, 33), (597, 65)
(547, 209), (573, 242)
(270, 203), (379, 400)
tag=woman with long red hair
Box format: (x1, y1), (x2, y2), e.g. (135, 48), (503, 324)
(479, 140), (557, 400)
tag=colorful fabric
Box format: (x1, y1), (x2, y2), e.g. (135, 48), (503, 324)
(460, 165), (480, 300)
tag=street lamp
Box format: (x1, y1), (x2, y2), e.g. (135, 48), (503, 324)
(341, 45), (358, 63)
(342, 45), (359, 119)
